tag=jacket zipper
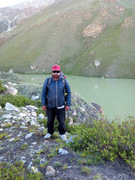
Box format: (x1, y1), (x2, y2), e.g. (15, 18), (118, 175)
(56, 80), (58, 107)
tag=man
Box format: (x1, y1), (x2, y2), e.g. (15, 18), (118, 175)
(42, 65), (71, 141)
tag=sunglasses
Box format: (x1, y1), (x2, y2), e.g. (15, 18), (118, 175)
(52, 71), (60, 73)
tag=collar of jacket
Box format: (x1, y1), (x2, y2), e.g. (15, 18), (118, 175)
(53, 76), (60, 80)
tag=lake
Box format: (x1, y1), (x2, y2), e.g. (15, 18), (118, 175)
(18, 74), (135, 120)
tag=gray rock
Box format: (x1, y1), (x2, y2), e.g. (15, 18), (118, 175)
(2, 114), (12, 119)
(20, 126), (28, 129)
(26, 105), (38, 111)
(27, 162), (33, 170)
(30, 119), (38, 126)
(9, 138), (15, 142)
(19, 112), (27, 118)
(72, 110), (77, 116)
(45, 166), (56, 177)
(38, 113), (45, 120)
(5, 102), (20, 112)
(66, 135), (77, 144)
(59, 148), (69, 155)
(40, 159), (46, 164)
(25, 133), (33, 139)
(31, 166), (39, 173)
(31, 112), (37, 117)
(31, 95), (39, 100)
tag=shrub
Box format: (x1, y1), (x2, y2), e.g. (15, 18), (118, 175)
(0, 79), (6, 94)
(0, 94), (41, 108)
(81, 166), (92, 174)
(69, 117), (135, 168)
(20, 143), (28, 150)
(54, 161), (62, 168)
(0, 133), (8, 140)
(0, 162), (43, 180)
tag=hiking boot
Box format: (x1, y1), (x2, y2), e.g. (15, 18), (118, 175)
(44, 133), (51, 139)
(61, 134), (67, 141)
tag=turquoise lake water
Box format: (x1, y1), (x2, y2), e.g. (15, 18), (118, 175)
(18, 74), (135, 121)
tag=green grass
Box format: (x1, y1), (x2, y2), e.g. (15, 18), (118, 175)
(0, 0), (135, 78)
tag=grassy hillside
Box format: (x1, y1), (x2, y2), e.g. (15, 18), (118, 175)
(0, 0), (135, 78)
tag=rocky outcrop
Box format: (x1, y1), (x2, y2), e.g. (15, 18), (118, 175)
(0, 19), (9, 33)
(122, 16), (135, 28)
(16, 83), (101, 122)
(82, 23), (106, 38)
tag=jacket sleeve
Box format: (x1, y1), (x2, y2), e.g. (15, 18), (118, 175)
(65, 79), (71, 106)
(41, 79), (48, 106)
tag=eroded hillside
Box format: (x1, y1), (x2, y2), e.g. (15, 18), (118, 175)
(0, 0), (135, 78)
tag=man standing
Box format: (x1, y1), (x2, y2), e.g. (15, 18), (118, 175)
(42, 65), (71, 141)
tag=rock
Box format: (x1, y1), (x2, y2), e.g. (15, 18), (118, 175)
(45, 166), (56, 177)
(2, 114), (12, 119)
(26, 105), (38, 111)
(94, 60), (100, 67)
(20, 126), (28, 129)
(25, 133), (33, 139)
(8, 69), (13, 74)
(7, 87), (18, 95)
(40, 159), (46, 164)
(72, 111), (77, 116)
(19, 113), (27, 118)
(31, 166), (39, 173)
(66, 135), (77, 144)
(32, 142), (37, 145)
(9, 138), (15, 142)
(38, 113), (45, 120)
(25, 117), (30, 122)
(80, 107), (85, 112)
(69, 117), (73, 125)
(59, 148), (69, 155)
(31, 95), (39, 100)
(0, 156), (4, 162)
(31, 112), (37, 117)
(122, 17), (134, 28)
(27, 162), (33, 170)
(5, 102), (20, 112)
(30, 119), (37, 126)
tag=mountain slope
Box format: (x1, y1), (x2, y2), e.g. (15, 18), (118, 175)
(0, 0), (135, 78)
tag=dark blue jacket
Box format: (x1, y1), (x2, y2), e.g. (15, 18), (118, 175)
(42, 77), (71, 109)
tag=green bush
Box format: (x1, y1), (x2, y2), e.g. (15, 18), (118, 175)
(0, 94), (41, 108)
(0, 162), (43, 180)
(69, 117), (135, 169)
(0, 79), (6, 94)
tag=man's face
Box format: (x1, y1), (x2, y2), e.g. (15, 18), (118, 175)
(52, 71), (60, 78)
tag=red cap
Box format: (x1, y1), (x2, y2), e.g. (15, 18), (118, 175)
(52, 65), (61, 71)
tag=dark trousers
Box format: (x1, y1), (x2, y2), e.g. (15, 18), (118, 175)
(46, 108), (66, 135)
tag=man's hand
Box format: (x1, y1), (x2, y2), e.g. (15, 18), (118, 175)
(42, 105), (47, 111)
(65, 106), (70, 111)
